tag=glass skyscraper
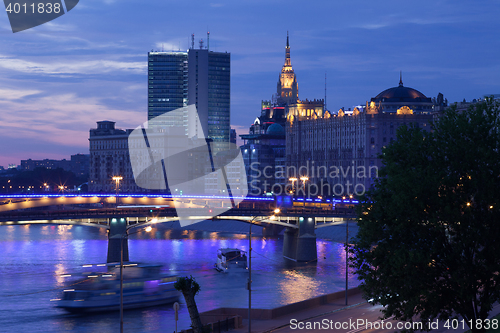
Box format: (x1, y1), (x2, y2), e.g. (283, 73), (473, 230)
(147, 51), (188, 129)
(147, 48), (230, 145)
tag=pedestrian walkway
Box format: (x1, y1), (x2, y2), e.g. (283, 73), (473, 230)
(228, 290), (500, 333)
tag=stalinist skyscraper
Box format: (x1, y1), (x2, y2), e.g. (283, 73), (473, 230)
(276, 32), (298, 106)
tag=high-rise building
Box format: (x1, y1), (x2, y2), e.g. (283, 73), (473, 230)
(147, 51), (188, 129)
(188, 47), (231, 145)
(148, 43), (230, 146)
(277, 32), (298, 106)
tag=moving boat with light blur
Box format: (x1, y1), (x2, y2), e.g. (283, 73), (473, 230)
(54, 263), (180, 313)
(215, 248), (248, 273)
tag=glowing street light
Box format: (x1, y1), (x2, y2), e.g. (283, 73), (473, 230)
(112, 176), (123, 207)
(300, 176), (309, 209)
(289, 177), (298, 195)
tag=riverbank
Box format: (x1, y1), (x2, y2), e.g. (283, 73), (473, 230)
(180, 288), (364, 333)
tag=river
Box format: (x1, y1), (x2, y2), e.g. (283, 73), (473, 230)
(0, 220), (358, 332)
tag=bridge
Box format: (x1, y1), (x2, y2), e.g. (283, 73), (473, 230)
(0, 193), (357, 262)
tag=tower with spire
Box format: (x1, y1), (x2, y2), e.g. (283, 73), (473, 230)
(276, 31), (298, 105)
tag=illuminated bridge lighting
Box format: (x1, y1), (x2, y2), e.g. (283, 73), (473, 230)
(0, 194), (275, 201)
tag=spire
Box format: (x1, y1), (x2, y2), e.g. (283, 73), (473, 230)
(284, 32), (291, 67)
(399, 71), (403, 86)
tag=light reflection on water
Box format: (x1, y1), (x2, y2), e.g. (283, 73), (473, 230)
(0, 223), (358, 332)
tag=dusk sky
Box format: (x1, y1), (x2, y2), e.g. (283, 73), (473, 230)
(0, 0), (499, 167)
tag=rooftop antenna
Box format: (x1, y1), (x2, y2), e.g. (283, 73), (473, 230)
(207, 30), (210, 51)
(399, 70), (403, 86)
(162, 43), (164, 52)
(199, 38), (203, 49)
(191, 34), (195, 49)
(325, 72), (327, 111)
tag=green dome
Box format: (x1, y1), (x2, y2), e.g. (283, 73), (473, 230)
(266, 123), (285, 136)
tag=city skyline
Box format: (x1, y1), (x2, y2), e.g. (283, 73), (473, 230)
(0, 0), (499, 166)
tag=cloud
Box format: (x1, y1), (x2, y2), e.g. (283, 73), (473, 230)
(0, 54), (146, 75)
(154, 42), (185, 52)
(0, 88), (42, 100)
(0, 92), (144, 150)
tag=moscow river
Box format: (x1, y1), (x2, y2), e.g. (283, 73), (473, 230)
(0, 220), (358, 332)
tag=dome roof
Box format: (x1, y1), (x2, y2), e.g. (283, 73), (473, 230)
(373, 84), (429, 102)
(266, 123), (285, 136)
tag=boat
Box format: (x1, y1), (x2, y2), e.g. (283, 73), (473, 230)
(215, 248), (248, 273)
(54, 263), (180, 313)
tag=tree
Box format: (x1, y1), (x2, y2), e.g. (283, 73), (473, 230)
(350, 98), (500, 332)
(174, 276), (204, 333)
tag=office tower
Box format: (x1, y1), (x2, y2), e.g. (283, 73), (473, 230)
(147, 51), (188, 129)
(188, 47), (230, 145)
(147, 43), (231, 147)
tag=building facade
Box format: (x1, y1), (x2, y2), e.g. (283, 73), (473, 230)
(188, 48), (231, 146)
(286, 80), (438, 196)
(147, 51), (189, 129)
(21, 154), (89, 177)
(88, 121), (138, 193)
(147, 46), (231, 146)
(240, 34), (322, 195)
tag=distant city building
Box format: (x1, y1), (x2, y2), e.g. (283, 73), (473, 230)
(70, 154), (91, 177)
(90, 120), (222, 195)
(230, 128), (237, 144)
(21, 154), (89, 177)
(241, 123), (286, 195)
(286, 78), (440, 196)
(88, 121), (137, 193)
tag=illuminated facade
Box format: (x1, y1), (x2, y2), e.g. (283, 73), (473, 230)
(286, 79), (440, 196)
(276, 32), (298, 105)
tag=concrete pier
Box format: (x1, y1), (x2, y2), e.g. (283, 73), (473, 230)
(283, 217), (317, 262)
(107, 217), (129, 263)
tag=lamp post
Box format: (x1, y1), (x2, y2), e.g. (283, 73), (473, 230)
(119, 218), (156, 333)
(248, 209), (280, 333)
(345, 219), (349, 305)
(112, 176), (123, 208)
(300, 176), (309, 209)
(289, 177), (297, 195)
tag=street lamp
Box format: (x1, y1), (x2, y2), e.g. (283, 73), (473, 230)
(289, 177), (298, 192)
(248, 210), (280, 333)
(345, 219), (349, 305)
(112, 176), (123, 207)
(300, 176), (309, 209)
(119, 217), (157, 333)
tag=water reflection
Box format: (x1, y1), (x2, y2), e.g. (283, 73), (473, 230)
(0, 223), (359, 333)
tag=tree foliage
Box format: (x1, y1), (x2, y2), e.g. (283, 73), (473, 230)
(174, 276), (204, 333)
(350, 98), (500, 332)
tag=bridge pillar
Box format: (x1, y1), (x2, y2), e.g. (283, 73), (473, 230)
(107, 217), (129, 263)
(282, 217), (317, 262)
(283, 228), (297, 260)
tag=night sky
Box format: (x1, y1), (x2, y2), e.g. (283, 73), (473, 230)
(0, 0), (499, 166)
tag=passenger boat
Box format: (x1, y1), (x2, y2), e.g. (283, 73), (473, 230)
(215, 248), (248, 273)
(54, 263), (180, 313)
